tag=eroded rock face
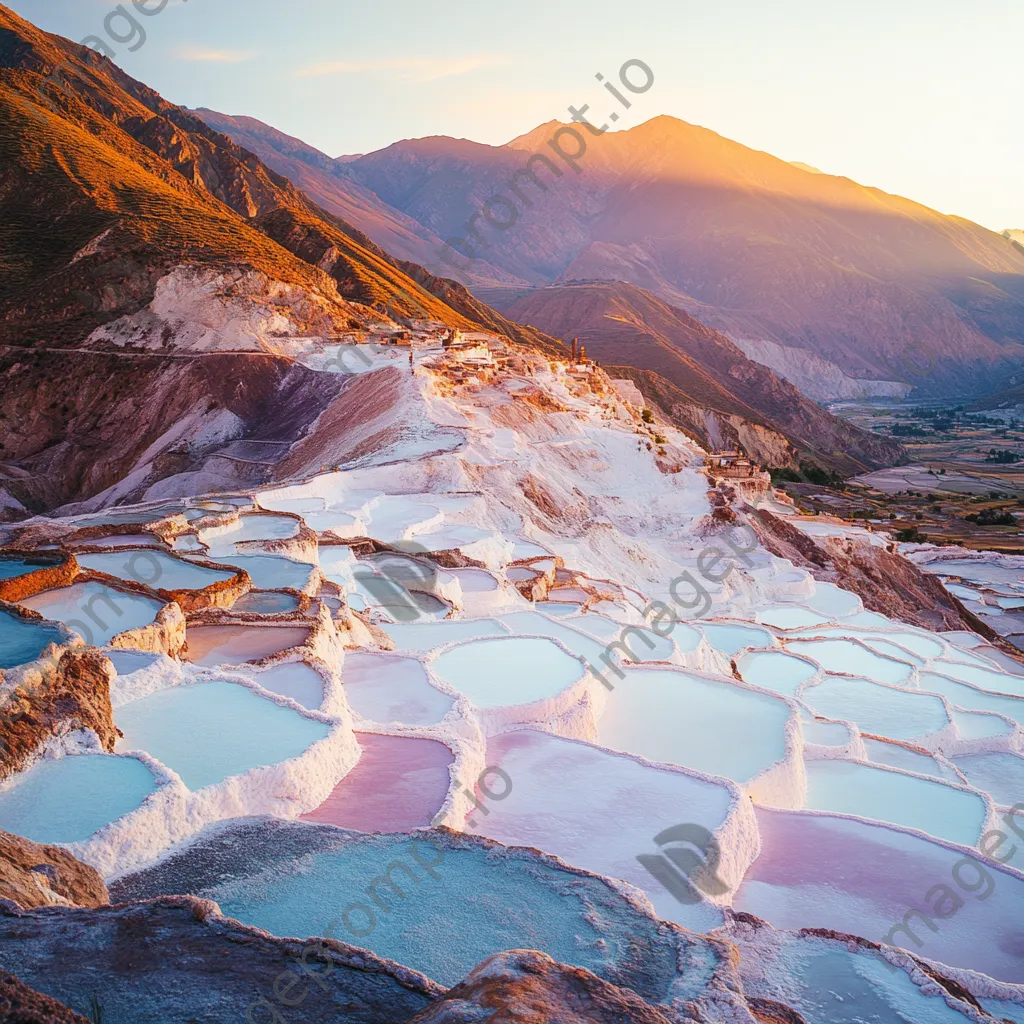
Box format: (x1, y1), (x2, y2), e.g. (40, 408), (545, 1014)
(0, 650), (118, 780)
(0, 897), (441, 1024)
(743, 504), (1019, 646)
(0, 972), (89, 1024)
(0, 830), (108, 910)
(405, 950), (676, 1024)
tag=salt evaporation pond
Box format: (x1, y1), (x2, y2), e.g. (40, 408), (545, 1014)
(499, 611), (610, 666)
(184, 625), (310, 667)
(803, 760), (986, 846)
(231, 591), (301, 615)
(202, 555), (315, 592)
(431, 636), (581, 707)
(701, 622), (773, 655)
(952, 752), (1024, 808)
(574, 613), (676, 661)
(76, 550), (234, 591)
(598, 668), (790, 782)
(757, 606), (832, 630)
(252, 662), (324, 710)
(0, 555), (58, 581)
(802, 719), (851, 746)
(0, 609), (62, 670)
(863, 738), (957, 781)
(803, 675), (949, 740)
(115, 681), (330, 790)
(301, 733), (453, 831)
(931, 658), (1024, 698)
(381, 618), (508, 653)
(535, 601), (581, 617)
(200, 514), (300, 556)
(735, 650), (817, 696)
(734, 807), (1024, 984)
(474, 729), (730, 935)
(342, 651), (453, 725)
(172, 826), (676, 991)
(19, 582), (163, 646)
(785, 639), (913, 684)
(0, 754), (156, 844)
(919, 672), (1024, 726)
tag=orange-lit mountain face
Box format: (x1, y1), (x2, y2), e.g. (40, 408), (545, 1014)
(341, 116), (1024, 398)
(0, 4), (560, 513)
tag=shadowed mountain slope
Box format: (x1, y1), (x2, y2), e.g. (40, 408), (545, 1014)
(503, 281), (905, 473)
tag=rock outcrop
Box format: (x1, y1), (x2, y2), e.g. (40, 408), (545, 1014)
(743, 504), (1019, 646)
(0, 831), (108, 910)
(405, 950), (677, 1023)
(0, 650), (118, 780)
(0, 972), (89, 1024)
(0, 897), (442, 1024)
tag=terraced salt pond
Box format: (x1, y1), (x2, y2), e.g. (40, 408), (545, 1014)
(381, 618), (508, 653)
(701, 622), (773, 655)
(184, 625), (310, 667)
(951, 752), (1024, 808)
(76, 550), (234, 591)
(231, 591), (301, 615)
(803, 760), (986, 846)
(116, 821), (685, 994)
(735, 650), (817, 696)
(0, 609), (62, 669)
(918, 672), (1024, 726)
(301, 733), (453, 831)
(342, 651), (454, 725)
(115, 681), (331, 790)
(785, 639), (913, 684)
(0, 754), (156, 844)
(803, 675), (949, 740)
(431, 636), (582, 707)
(597, 668), (790, 782)
(862, 738), (957, 781)
(0, 555), (58, 580)
(19, 582), (163, 646)
(200, 555), (315, 592)
(200, 514), (300, 556)
(252, 662), (324, 710)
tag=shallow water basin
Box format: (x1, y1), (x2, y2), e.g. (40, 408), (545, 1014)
(184, 625), (310, 667)
(77, 549), (234, 592)
(431, 636), (583, 707)
(19, 582), (163, 647)
(116, 680), (330, 790)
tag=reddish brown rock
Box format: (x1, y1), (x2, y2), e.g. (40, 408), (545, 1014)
(0, 972), (89, 1024)
(405, 950), (675, 1024)
(0, 830), (108, 910)
(0, 650), (118, 780)
(743, 503), (1021, 652)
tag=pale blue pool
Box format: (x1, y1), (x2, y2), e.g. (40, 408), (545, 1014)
(0, 609), (62, 669)
(116, 681), (331, 790)
(0, 755), (156, 844)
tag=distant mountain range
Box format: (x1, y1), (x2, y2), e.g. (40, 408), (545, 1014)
(0, 3), (906, 512)
(198, 110), (1024, 400)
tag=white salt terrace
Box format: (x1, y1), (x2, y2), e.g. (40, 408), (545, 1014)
(802, 759), (988, 847)
(0, 754), (157, 845)
(198, 513), (300, 556)
(598, 667), (792, 783)
(115, 680), (330, 791)
(76, 549), (234, 591)
(19, 581), (164, 646)
(183, 624), (311, 667)
(430, 636), (583, 708)
(8, 351), (1024, 1016)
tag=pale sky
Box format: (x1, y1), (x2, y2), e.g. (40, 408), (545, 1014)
(9, 0), (1023, 231)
